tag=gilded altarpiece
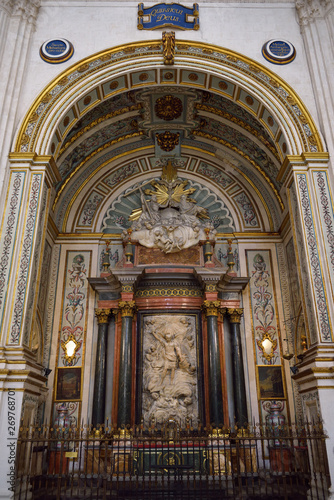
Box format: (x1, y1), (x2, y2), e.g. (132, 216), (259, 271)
(137, 313), (203, 427)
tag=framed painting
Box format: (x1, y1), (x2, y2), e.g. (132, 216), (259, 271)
(56, 367), (81, 401)
(257, 365), (285, 399)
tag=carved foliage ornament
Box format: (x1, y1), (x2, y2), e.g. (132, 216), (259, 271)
(118, 300), (137, 317)
(156, 130), (180, 151)
(155, 94), (183, 121)
(227, 308), (243, 323)
(202, 300), (223, 317)
(162, 31), (175, 65)
(95, 308), (112, 324)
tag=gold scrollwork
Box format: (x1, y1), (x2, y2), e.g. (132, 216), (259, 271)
(118, 300), (137, 317)
(227, 308), (243, 323)
(95, 308), (112, 324)
(156, 130), (180, 151)
(162, 31), (175, 66)
(61, 334), (81, 364)
(202, 300), (222, 317)
(256, 332), (277, 362)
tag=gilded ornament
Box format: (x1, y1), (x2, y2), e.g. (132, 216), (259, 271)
(118, 300), (137, 317)
(245, 96), (254, 105)
(28, 112), (39, 123)
(226, 55), (238, 62)
(156, 131), (180, 152)
(269, 78), (280, 88)
(83, 96), (91, 105)
(299, 114), (308, 124)
(218, 81), (228, 90)
(267, 116), (274, 127)
(58, 76), (69, 86)
(164, 72), (174, 80)
(248, 64), (261, 73)
(202, 49), (213, 55)
(162, 31), (175, 65)
(308, 135), (317, 145)
(100, 53), (111, 61)
(227, 308), (243, 323)
(61, 334), (81, 364)
(124, 47), (135, 53)
(202, 300), (222, 316)
(155, 94), (183, 121)
(121, 284), (134, 293)
(188, 73), (198, 81)
(21, 134), (30, 145)
(95, 308), (112, 324)
(109, 81), (119, 89)
(77, 63), (90, 73)
(257, 332), (277, 362)
(286, 96), (296, 105)
(41, 94), (52, 104)
(139, 73), (149, 81)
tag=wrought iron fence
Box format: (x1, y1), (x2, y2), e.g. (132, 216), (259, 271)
(15, 420), (330, 499)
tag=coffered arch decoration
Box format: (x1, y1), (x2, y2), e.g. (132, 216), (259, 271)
(14, 39), (325, 234)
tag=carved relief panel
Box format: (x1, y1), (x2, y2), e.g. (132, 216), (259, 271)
(137, 313), (202, 427)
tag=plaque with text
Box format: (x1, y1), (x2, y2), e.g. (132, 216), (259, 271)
(138, 2), (199, 30)
(262, 39), (296, 65)
(40, 38), (74, 64)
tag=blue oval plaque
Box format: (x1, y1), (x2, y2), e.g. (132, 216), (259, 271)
(262, 39), (296, 65)
(40, 38), (74, 64)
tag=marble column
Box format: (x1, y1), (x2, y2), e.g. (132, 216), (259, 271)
(202, 300), (224, 426)
(117, 300), (136, 427)
(227, 308), (248, 426)
(92, 308), (112, 427)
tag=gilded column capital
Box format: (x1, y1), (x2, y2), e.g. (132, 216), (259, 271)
(202, 300), (222, 317)
(95, 308), (112, 324)
(227, 308), (243, 323)
(118, 300), (137, 318)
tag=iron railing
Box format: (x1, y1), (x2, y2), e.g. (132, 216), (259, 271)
(15, 420), (330, 499)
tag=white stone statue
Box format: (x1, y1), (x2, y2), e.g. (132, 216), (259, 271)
(125, 162), (216, 253)
(142, 315), (198, 427)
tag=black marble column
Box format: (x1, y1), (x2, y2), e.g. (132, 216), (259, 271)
(92, 308), (111, 427)
(117, 300), (136, 427)
(202, 300), (224, 426)
(228, 308), (248, 426)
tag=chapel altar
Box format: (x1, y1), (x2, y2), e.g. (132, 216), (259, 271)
(89, 162), (249, 430)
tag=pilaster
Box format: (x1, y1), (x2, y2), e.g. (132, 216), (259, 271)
(283, 154), (334, 345)
(0, 1), (41, 211)
(295, 0), (334, 158)
(0, 155), (60, 348)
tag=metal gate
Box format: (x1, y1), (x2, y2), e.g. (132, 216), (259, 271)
(15, 420), (330, 499)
